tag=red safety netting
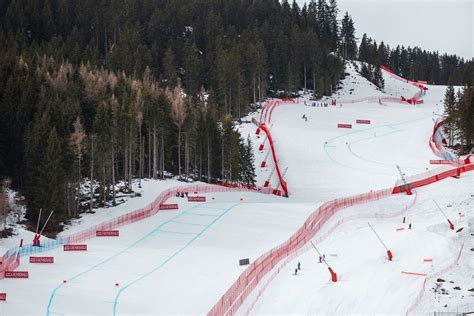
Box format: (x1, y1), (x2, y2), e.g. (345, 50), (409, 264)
(406, 243), (465, 315)
(258, 123), (288, 196)
(0, 252), (20, 279)
(0, 183), (273, 278)
(392, 163), (474, 194)
(61, 183), (272, 245)
(340, 65), (425, 106)
(380, 65), (426, 91)
(243, 192), (419, 315)
(339, 95), (423, 106)
(429, 118), (471, 164)
(207, 187), (393, 316)
(208, 160), (474, 315)
(259, 98), (297, 125)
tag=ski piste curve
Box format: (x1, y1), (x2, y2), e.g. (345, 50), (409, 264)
(207, 69), (473, 315)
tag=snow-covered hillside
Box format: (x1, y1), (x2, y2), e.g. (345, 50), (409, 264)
(1, 63), (472, 315)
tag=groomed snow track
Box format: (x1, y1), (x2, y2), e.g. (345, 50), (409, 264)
(208, 91), (473, 315)
(0, 183), (275, 280)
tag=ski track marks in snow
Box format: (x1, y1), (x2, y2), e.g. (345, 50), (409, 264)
(46, 202), (238, 316)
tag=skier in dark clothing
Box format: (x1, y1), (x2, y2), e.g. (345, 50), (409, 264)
(297, 262), (301, 270)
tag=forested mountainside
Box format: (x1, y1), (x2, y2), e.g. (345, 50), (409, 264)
(0, 0), (471, 232)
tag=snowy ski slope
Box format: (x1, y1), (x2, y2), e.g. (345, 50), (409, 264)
(1, 62), (472, 315)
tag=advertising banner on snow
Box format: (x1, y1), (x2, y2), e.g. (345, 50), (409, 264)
(29, 257), (54, 264)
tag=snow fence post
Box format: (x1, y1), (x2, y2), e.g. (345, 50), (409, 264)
(328, 267), (337, 282)
(447, 219), (454, 230)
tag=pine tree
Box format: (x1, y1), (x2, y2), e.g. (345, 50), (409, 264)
(69, 116), (86, 216)
(163, 46), (178, 88)
(40, 127), (66, 230)
(171, 84), (186, 177)
(373, 64), (384, 89)
(339, 12), (357, 59)
(241, 136), (256, 185)
(443, 85), (457, 146)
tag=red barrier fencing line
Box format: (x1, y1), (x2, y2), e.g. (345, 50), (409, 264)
(0, 183), (273, 277)
(207, 188), (396, 316)
(339, 65), (424, 105)
(242, 193), (416, 315)
(406, 243), (465, 315)
(380, 65), (425, 92)
(210, 159), (474, 315)
(401, 271), (427, 277)
(258, 123), (288, 196)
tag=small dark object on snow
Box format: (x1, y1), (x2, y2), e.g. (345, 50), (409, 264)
(409, 223), (412, 229)
(453, 286), (461, 290)
(468, 288), (474, 292)
(455, 227), (463, 233)
(294, 268), (298, 275)
(239, 258), (250, 266)
(470, 248), (474, 252)
(437, 278), (445, 282)
(297, 262), (301, 270)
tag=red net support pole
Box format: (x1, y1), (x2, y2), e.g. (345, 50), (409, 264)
(328, 267), (337, 282)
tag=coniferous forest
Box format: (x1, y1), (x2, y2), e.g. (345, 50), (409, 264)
(0, 0), (472, 233)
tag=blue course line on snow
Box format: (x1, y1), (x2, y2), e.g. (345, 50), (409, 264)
(323, 116), (427, 175)
(185, 212), (220, 217)
(189, 206), (227, 211)
(155, 230), (199, 236)
(112, 203), (239, 316)
(170, 220), (208, 227)
(45, 203), (206, 316)
(346, 128), (426, 172)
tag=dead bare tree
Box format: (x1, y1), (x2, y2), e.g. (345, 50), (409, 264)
(69, 116), (86, 216)
(171, 83), (186, 178)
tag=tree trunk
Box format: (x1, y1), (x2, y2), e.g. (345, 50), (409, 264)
(102, 160), (106, 206)
(148, 129), (151, 179)
(138, 123), (142, 188)
(185, 132), (189, 178)
(221, 137), (225, 182)
(161, 133), (165, 178)
(253, 75), (256, 104)
(124, 130), (128, 191)
(304, 63), (307, 91)
(313, 70), (316, 95)
(76, 158), (81, 217)
(178, 126), (182, 177)
(258, 71), (262, 101)
(89, 136), (94, 212)
(111, 144), (116, 206)
(207, 137), (211, 182)
(153, 121), (157, 179)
